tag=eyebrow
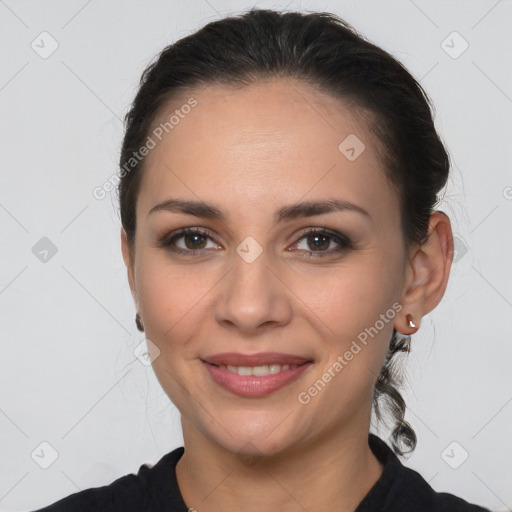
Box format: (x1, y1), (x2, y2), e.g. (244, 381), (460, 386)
(148, 198), (371, 223)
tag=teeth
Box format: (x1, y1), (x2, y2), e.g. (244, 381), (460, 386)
(238, 366), (253, 376)
(269, 364), (281, 374)
(221, 364), (297, 376)
(252, 365), (269, 376)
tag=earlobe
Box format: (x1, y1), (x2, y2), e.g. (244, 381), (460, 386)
(396, 211), (454, 334)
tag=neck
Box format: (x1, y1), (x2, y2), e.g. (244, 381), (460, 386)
(175, 420), (384, 512)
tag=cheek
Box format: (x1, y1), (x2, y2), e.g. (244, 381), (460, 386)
(135, 258), (210, 408)
(293, 258), (397, 332)
(135, 254), (213, 339)
(290, 256), (401, 384)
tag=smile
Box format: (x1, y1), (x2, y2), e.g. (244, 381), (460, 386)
(201, 352), (313, 397)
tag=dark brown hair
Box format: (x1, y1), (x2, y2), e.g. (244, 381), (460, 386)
(118, 8), (450, 457)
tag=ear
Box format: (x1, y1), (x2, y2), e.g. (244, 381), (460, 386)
(121, 229), (138, 308)
(395, 211), (454, 334)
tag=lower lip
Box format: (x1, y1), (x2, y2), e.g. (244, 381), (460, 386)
(202, 361), (313, 397)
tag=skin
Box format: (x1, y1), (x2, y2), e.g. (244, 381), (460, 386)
(121, 78), (454, 512)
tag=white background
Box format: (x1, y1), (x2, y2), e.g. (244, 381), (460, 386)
(1, 1), (511, 511)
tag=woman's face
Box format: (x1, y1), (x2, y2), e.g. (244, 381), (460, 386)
(123, 78), (409, 457)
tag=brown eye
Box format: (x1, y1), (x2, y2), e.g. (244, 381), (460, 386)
(182, 232), (207, 250)
(158, 227), (219, 255)
(293, 228), (353, 258)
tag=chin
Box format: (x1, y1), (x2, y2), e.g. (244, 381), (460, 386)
(202, 408), (307, 459)
(220, 432), (293, 460)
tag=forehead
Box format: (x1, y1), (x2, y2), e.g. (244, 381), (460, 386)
(137, 78), (397, 224)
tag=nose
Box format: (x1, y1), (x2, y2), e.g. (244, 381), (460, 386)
(215, 248), (293, 334)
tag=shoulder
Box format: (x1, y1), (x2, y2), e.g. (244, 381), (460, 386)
(31, 447), (185, 512)
(389, 454), (491, 512)
(365, 434), (491, 512)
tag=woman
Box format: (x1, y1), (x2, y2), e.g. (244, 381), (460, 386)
(34, 8), (491, 512)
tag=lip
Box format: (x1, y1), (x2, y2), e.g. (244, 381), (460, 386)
(201, 352), (313, 398)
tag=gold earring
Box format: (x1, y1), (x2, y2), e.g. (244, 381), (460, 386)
(406, 314), (416, 329)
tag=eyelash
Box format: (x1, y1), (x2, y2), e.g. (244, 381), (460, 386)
(157, 227), (354, 259)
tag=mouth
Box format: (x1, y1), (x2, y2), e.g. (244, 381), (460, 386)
(201, 352), (314, 397)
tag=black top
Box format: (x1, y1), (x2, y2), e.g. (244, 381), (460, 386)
(33, 434), (490, 511)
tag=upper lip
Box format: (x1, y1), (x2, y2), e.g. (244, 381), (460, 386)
(202, 352), (313, 367)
